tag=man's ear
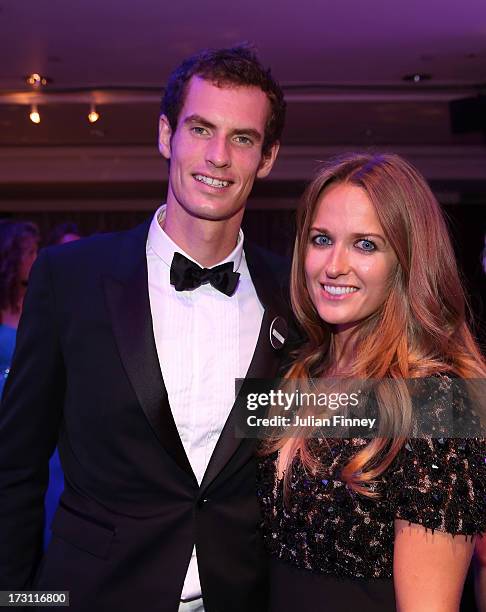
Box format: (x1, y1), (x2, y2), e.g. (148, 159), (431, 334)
(158, 114), (173, 160)
(256, 141), (280, 179)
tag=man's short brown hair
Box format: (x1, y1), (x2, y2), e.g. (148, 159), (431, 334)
(161, 45), (286, 156)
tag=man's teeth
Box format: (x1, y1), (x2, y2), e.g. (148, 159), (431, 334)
(194, 174), (229, 188)
(323, 285), (359, 295)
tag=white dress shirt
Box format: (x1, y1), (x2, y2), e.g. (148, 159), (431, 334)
(146, 205), (264, 601)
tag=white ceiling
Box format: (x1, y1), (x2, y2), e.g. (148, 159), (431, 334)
(2, 0), (486, 87)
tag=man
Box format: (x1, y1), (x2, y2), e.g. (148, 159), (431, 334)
(0, 47), (289, 612)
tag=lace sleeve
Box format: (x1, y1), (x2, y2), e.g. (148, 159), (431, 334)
(386, 434), (486, 535)
(385, 375), (485, 534)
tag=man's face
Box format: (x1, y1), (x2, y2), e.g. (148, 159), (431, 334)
(159, 76), (279, 223)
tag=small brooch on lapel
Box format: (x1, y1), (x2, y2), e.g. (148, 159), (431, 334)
(269, 316), (288, 350)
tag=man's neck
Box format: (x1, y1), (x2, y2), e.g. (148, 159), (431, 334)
(162, 205), (244, 268)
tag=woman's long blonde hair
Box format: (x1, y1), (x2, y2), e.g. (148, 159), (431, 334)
(272, 153), (486, 495)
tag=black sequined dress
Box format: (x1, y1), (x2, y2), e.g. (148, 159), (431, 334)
(256, 378), (486, 612)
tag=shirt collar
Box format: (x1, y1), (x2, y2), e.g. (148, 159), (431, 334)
(147, 204), (244, 272)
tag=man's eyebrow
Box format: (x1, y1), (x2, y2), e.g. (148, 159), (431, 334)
(184, 114), (216, 130)
(183, 114), (263, 142)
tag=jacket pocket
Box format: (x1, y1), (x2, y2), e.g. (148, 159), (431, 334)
(51, 501), (115, 559)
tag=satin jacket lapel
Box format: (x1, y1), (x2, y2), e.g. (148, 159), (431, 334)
(199, 244), (290, 492)
(103, 221), (196, 482)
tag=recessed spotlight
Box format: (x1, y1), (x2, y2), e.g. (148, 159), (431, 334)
(402, 73), (432, 83)
(88, 105), (100, 123)
(25, 73), (51, 88)
(29, 105), (40, 124)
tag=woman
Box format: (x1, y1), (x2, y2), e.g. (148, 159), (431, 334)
(0, 219), (64, 549)
(257, 153), (486, 611)
(0, 219), (39, 391)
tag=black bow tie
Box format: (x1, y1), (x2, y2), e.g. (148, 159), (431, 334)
(170, 252), (240, 296)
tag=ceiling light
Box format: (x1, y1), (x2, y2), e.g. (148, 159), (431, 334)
(88, 105), (100, 123)
(25, 73), (49, 88)
(29, 105), (40, 124)
(402, 73), (432, 83)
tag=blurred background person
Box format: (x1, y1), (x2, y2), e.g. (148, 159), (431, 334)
(45, 221), (81, 247)
(0, 218), (63, 549)
(0, 220), (39, 392)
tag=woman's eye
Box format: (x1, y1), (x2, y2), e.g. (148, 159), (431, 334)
(356, 239), (376, 252)
(312, 234), (332, 247)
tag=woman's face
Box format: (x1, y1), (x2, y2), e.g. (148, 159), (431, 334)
(304, 182), (398, 335)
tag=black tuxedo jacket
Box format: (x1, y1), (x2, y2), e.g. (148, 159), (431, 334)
(0, 220), (292, 612)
